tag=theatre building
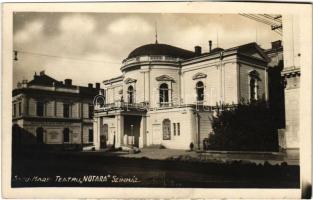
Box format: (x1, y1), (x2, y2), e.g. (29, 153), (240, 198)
(12, 71), (103, 148)
(93, 40), (270, 150)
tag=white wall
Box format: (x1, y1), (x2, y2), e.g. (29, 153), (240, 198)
(147, 108), (196, 149)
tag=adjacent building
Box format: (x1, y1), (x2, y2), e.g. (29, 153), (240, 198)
(93, 41), (270, 150)
(279, 15), (301, 159)
(12, 71), (103, 148)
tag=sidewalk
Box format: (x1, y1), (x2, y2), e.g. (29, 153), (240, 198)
(118, 148), (299, 165)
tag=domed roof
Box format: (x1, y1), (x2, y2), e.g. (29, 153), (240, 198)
(210, 47), (224, 53)
(127, 43), (195, 59)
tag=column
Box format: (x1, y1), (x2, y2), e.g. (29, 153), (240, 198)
(94, 117), (102, 150)
(115, 114), (124, 148)
(139, 116), (147, 148)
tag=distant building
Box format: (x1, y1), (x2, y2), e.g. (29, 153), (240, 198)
(93, 41), (270, 150)
(12, 71), (103, 148)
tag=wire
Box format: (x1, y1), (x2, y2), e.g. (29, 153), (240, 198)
(239, 14), (282, 36)
(248, 14), (277, 26)
(240, 14), (274, 26)
(263, 14), (282, 23)
(260, 14), (282, 23)
(14, 50), (121, 64)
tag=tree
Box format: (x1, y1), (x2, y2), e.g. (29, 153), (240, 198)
(208, 100), (279, 152)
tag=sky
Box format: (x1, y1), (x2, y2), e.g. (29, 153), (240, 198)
(13, 13), (282, 87)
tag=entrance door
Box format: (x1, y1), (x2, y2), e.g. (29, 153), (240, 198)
(36, 127), (44, 144)
(152, 124), (161, 145)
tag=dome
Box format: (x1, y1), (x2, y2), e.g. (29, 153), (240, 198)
(210, 47), (224, 53)
(127, 43), (195, 59)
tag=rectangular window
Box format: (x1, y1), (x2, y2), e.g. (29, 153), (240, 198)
(88, 129), (94, 143)
(13, 104), (16, 117)
(63, 103), (70, 118)
(173, 123), (176, 136)
(177, 123), (180, 136)
(18, 102), (22, 116)
(88, 104), (94, 119)
(36, 102), (44, 117)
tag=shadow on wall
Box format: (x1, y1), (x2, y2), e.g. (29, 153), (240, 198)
(12, 125), (82, 155)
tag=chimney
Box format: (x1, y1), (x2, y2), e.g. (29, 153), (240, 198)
(209, 40), (212, 52)
(271, 40), (282, 49)
(88, 83), (93, 88)
(39, 70), (45, 76)
(194, 46), (202, 56)
(95, 83), (100, 89)
(64, 79), (72, 86)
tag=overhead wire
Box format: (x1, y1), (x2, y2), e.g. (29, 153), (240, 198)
(240, 14), (275, 26)
(260, 14), (281, 23)
(239, 14), (282, 36)
(248, 14), (278, 26)
(14, 50), (121, 64)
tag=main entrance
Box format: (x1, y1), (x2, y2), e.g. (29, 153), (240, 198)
(123, 115), (141, 147)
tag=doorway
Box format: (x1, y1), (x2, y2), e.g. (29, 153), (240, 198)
(36, 127), (44, 144)
(124, 116), (141, 147)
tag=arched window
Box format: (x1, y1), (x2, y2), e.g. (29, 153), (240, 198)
(196, 81), (204, 102)
(36, 127), (44, 144)
(249, 70), (260, 101)
(63, 128), (70, 143)
(163, 119), (171, 140)
(127, 85), (134, 104)
(159, 83), (169, 106)
(250, 78), (257, 100)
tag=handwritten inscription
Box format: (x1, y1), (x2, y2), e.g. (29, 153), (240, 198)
(12, 174), (140, 185)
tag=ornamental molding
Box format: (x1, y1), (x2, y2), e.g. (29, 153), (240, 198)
(156, 75), (175, 82)
(192, 72), (207, 80)
(124, 78), (137, 84)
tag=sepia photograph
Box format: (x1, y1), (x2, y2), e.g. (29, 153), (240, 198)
(2, 2), (312, 199)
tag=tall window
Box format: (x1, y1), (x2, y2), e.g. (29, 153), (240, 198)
(88, 104), (94, 119)
(173, 123), (180, 136)
(63, 128), (70, 143)
(196, 81), (204, 102)
(127, 85), (134, 104)
(18, 102), (22, 116)
(36, 102), (44, 117)
(163, 119), (171, 140)
(250, 78), (257, 100)
(173, 123), (176, 136)
(36, 127), (44, 144)
(249, 70), (260, 101)
(63, 103), (70, 118)
(159, 83), (169, 106)
(88, 129), (94, 143)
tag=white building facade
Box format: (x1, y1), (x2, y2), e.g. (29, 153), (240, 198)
(93, 42), (269, 150)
